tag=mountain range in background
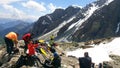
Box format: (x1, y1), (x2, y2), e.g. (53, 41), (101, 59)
(0, 20), (33, 39)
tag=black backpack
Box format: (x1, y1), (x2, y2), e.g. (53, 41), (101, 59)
(15, 55), (35, 68)
(79, 57), (92, 68)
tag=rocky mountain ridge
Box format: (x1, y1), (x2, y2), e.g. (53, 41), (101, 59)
(31, 6), (81, 38)
(31, 0), (119, 42)
(72, 0), (120, 42)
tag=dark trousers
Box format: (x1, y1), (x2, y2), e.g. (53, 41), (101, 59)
(24, 41), (28, 53)
(4, 37), (14, 54)
(15, 55), (42, 68)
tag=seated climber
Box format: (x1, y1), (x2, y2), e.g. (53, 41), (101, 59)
(43, 52), (61, 68)
(78, 52), (92, 68)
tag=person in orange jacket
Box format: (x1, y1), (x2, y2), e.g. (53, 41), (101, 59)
(4, 32), (19, 55)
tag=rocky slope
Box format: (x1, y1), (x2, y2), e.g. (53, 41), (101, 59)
(0, 41), (79, 68)
(0, 38), (120, 68)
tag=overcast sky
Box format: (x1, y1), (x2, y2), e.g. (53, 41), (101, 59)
(0, 0), (96, 22)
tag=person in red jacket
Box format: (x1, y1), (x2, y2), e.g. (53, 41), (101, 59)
(27, 40), (38, 56)
(22, 33), (34, 53)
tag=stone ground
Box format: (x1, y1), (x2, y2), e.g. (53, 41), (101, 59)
(0, 39), (120, 68)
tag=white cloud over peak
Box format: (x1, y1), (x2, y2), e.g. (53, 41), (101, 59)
(71, 5), (83, 8)
(1, 4), (38, 22)
(22, 0), (46, 12)
(48, 3), (57, 12)
(0, 0), (21, 5)
(0, 0), (61, 22)
(48, 3), (63, 12)
(2, 4), (25, 19)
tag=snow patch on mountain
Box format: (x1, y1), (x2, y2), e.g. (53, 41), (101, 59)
(66, 0), (114, 33)
(115, 22), (120, 33)
(38, 16), (76, 40)
(67, 23), (76, 31)
(76, 3), (98, 30)
(105, 0), (114, 5)
(42, 20), (49, 25)
(98, 37), (120, 55)
(46, 15), (52, 21)
(66, 3), (99, 32)
(67, 37), (120, 65)
(67, 47), (111, 65)
(58, 35), (71, 42)
(71, 5), (82, 9)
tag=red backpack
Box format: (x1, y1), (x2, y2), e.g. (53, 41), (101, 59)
(22, 33), (31, 42)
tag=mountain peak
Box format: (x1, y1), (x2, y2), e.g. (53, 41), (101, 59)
(69, 5), (82, 9)
(53, 8), (64, 14)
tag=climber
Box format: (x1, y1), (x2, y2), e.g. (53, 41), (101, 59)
(4, 32), (19, 55)
(49, 34), (64, 56)
(43, 52), (61, 68)
(27, 40), (38, 56)
(22, 33), (34, 53)
(15, 40), (43, 68)
(51, 52), (61, 68)
(78, 52), (92, 68)
(49, 34), (56, 46)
